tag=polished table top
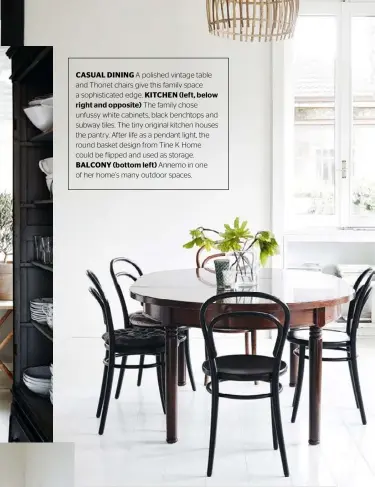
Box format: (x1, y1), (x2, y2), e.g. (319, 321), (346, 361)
(130, 268), (353, 311)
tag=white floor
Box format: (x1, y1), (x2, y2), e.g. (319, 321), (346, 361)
(55, 332), (375, 487)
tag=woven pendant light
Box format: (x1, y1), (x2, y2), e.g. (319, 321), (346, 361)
(206, 0), (299, 42)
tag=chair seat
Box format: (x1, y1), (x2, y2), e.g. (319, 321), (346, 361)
(102, 326), (185, 353)
(129, 311), (189, 332)
(288, 328), (350, 348)
(129, 311), (161, 328)
(202, 355), (287, 382)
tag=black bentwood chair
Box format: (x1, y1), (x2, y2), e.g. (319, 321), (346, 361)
(110, 257), (196, 393)
(200, 291), (291, 478)
(288, 267), (374, 425)
(87, 270), (184, 435)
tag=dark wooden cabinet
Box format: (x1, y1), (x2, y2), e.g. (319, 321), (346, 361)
(1, 0), (25, 46)
(7, 46), (53, 442)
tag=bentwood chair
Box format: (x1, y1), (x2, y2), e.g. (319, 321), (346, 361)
(110, 258), (196, 393)
(196, 247), (256, 385)
(288, 267), (374, 425)
(87, 269), (185, 435)
(200, 291), (291, 477)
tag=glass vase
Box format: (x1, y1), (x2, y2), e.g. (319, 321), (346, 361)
(230, 249), (260, 287)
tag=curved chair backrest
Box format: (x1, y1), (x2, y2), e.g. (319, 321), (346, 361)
(200, 291), (290, 379)
(87, 269), (116, 350)
(110, 258), (143, 328)
(349, 269), (374, 341)
(346, 267), (374, 336)
(196, 246), (226, 270)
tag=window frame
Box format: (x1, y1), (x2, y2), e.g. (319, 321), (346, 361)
(272, 0), (375, 239)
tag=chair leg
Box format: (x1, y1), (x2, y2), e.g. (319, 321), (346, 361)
(160, 351), (166, 404)
(245, 331), (250, 354)
(204, 347), (209, 386)
(156, 354), (166, 414)
(207, 378), (219, 477)
(115, 356), (127, 399)
(96, 355), (108, 418)
(291, 345), (305, 423)
(137, 355), (145, 386)
(250, 330), (258, 385)
(348, 356), (359, 409)
(185, 330), (196, 391)
(271, 396), (278, 450)
(272, 384), (289, 477)
(351, 354), (367, 425)
(289, 343), (299, 387)
(98, 358), (115, 435)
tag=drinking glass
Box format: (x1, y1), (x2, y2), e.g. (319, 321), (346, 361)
(41, 237), (53, 265)
(34, 236), (42, 261)
(222, 269), (237, 290)
(214, 259), (230, 289)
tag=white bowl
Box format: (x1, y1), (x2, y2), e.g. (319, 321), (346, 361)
(23, 378), (51, 388)
(23, 365), (51, 381)
(24, 105), (53, 132)
(39, 157), (53, 176)
(41, 97), (53, 106)
(24, 381), (50, 396)
(28, 95), (53, 107)
(46, 176), (53, 195)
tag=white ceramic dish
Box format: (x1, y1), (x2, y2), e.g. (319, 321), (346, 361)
(28, 95), (53, 107)
(24, 382), (50, 396)
(23, 374), (51, 382)
(23, 376), (51, 386)
(24, 381), (50, 389)
(39, 157), (53, 176)
(24, 105), (53, 132)
(23, 375), (50, 383)
(23, 365), (51, 380)
(30, 298), (53, 305)
(46, 175), (53, 195)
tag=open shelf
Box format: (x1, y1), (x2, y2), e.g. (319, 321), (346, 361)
(30, 131), (53, 143)
(34, 199), (52, 205)
(30, 261), (53, 272)
(13, 383), (53, 442)
(8, 46), (53, 443)
(21, 199), (53, 208)
(30, 320), (53, 342)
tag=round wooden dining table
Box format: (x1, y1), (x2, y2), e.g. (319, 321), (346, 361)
(130, 268), (354, 445)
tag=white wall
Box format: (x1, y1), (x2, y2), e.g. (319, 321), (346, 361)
(24, 443), (74, 487)
(21, 0), (375, 341)
(22, 0), (272, 338)
(0, 444), (26, 487)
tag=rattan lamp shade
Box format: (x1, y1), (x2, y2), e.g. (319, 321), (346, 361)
(206, 0), (299, 41)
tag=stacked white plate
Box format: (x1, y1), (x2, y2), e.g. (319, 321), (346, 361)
(30, 298), (53, 324)
(49, 364), (53, 404)
(23, 366), (51, 397)
(45, 304), (53, 329)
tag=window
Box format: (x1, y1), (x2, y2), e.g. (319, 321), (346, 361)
(351, 16), (375, 221)
(293, 16), (337, 220)
(284, 2), (375, 230)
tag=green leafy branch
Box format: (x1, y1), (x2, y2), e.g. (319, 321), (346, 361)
(183, 217), (279, 266)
